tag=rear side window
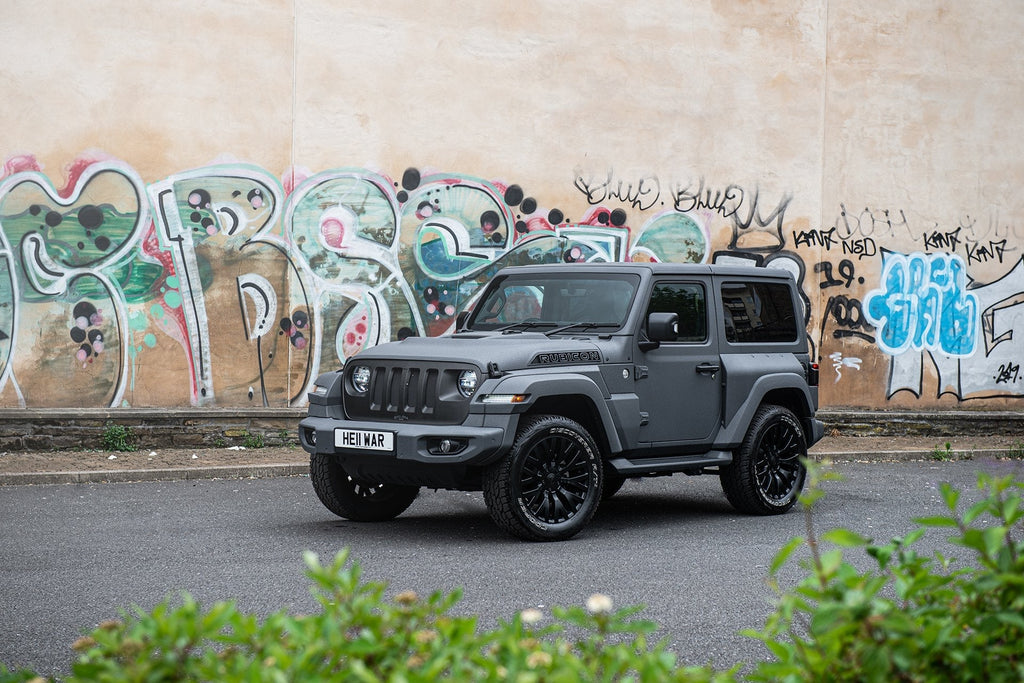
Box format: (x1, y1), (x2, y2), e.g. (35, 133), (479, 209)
(646, 282), (707, 342)
(720, 282), (797, 343)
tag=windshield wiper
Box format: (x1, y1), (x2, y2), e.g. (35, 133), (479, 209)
(496, 320), (558, 333)
(544, 322), (617, 336)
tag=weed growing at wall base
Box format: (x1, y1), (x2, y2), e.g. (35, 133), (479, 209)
(242, 431), (265, 449)
(100, 423), (135, 452)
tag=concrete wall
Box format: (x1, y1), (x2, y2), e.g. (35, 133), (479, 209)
(0, 0), (1021, 410)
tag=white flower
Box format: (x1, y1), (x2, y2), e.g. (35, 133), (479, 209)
(520, 608), (543, 625)
(585, 593), (613, 614)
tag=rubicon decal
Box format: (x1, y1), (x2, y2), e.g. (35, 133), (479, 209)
(531, 350), (602, 365)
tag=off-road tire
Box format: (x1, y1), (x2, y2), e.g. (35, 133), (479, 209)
(720, 404), (807, 515)
(483, 414), (603, 541)
(310, 454), (419, 522)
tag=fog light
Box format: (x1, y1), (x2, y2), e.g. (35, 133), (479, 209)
(428, 438), (467, 456)
(305, 428), (317, 446)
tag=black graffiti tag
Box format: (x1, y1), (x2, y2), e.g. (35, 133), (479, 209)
(793, 228), (838, 249)
(965, 239), (1008, 266)
(995, 362), (1021, 385)
(573, 171), (661, 210)
(822, 294), (875, 343)
(815, 259), (863, 289)
(923, 227), (961, 252)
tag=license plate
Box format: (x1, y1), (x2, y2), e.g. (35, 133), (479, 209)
(335, 428), (394, 452)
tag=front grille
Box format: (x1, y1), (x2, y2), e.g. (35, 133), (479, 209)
(344, 361), (474, 425)
(372, 366), (438, 417)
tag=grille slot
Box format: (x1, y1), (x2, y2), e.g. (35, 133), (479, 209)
(352, 363), (464, 424)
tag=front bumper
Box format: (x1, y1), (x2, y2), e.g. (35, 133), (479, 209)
(298, 415), (508, 467)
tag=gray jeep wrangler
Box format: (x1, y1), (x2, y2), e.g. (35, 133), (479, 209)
(299, 262), (824, 541)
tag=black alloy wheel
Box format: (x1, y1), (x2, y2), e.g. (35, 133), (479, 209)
(720, 404), (807, 515)
(483, 415), (603, 541)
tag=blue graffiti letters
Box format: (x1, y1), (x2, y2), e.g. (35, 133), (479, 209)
(864, 252), (979, 357)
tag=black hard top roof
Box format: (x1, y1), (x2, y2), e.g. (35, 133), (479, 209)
(495, 261), (796, 281)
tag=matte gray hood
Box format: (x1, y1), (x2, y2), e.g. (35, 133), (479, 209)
(352, 332), (606, 371)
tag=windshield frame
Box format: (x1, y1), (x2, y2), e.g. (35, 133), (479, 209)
(466, 271), (641, 333)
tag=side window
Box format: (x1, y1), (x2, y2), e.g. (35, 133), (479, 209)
(646, 282), (707, 342)
(720, 282), (797, 343)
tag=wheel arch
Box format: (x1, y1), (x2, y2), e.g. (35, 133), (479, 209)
(718, 376), (816, 446)
(489, 372), (623, 455)
(524, 394), (612, 456)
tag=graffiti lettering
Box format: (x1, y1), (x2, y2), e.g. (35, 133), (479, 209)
(841, 237), (877, 259)
(815, 259), (862, 289)
(671, 178), (744, 216)
(995, 362), (1021, 384)
(671, 179), (791, 251)
(831, 204), (914, 241)
(793, 228), (837, 249)
(922, 227), (961, 252)
(822, 294), (874, 342)
(573, 171), (660, 210)
(828, 351), (863, 383)
(863, 251), (979, 356)
(965, 239), (1008, 266)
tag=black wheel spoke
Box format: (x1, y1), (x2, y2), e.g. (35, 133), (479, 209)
(754, 421), (803, 503)
(517, 432), (595, 524)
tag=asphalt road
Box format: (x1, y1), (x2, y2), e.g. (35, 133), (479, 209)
(2, 457), (1021, 677)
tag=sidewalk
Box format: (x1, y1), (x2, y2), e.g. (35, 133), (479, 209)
(1, 434), (1022, 486)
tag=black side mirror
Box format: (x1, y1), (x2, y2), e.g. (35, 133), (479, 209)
(641, 312), (678, 351)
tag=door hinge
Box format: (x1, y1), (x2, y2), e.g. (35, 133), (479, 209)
(639, 411), (649, 426)
(634, 365), (648, 380)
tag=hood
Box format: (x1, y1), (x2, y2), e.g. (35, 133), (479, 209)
(353, 332), (605, 372)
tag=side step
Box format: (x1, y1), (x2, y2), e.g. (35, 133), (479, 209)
(607, 450), (732, 476)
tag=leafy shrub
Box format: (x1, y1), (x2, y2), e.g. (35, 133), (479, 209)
(20, 550), (730, 683)
(4, 465), (1023, 682)
(100, 423), (135, 452)
(746, 462), (1024, 682)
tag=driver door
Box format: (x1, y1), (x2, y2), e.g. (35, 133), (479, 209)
(635, 279), (723, 446)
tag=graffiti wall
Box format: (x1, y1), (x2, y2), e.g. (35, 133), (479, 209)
(0, 155), (1020, 410)
(1, 0), (1021, 410)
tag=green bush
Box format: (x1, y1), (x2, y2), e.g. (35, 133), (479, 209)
(100, 423), (136, 452)
(746, 462), (1024, 682)
(7, 550), (729, 683)
(3, 465), (1022, 682)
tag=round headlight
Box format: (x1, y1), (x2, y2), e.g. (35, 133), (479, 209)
(351, 365), (372, 393)
(457, 369), (478, 397)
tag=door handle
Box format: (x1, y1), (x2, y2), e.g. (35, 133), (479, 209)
(696, 363), (721, 376)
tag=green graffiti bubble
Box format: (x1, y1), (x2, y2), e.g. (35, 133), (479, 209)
(128, 310), (148, 331)
(143, 333), (157, 348)
(166, 275), (179, 289)
(164, 291), (182, 309)
(150, 304), (164, 319)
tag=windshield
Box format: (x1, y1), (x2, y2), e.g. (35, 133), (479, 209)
(467, 272), (640, 332)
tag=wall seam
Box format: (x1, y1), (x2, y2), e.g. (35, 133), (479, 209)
(817, 0), (831, 364)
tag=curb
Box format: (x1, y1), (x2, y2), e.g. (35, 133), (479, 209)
(3, 449), (1015, 487)
(0, 463), (309, 487)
